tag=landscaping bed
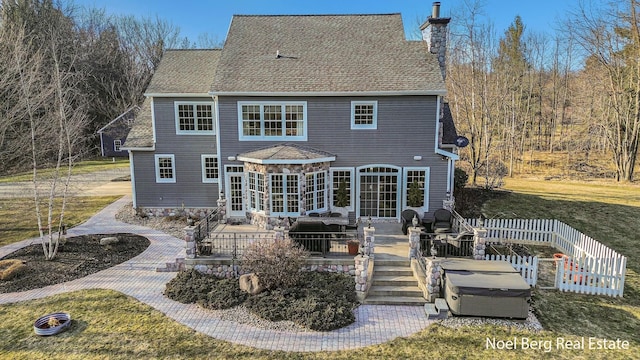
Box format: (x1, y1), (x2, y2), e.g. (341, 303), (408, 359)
(164, 269), (358, 331)
(0, 233), (149, 293)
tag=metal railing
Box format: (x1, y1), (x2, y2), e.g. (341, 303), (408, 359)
(196, 230), (360, 258)
(193, 208), (220, 243)
(420, 234), (474, 258)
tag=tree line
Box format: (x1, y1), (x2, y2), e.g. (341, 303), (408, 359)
(447, 0), (640, 185)
(0, 0), (219, 175)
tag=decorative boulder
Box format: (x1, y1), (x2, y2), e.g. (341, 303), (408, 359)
(99, 237), (119, 246)
(239, 273), (265, 295)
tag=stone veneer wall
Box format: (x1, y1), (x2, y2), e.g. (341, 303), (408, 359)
(188, 262), (354, 279)
(244, 161), (331, 229)
(138, 207), (215, 220)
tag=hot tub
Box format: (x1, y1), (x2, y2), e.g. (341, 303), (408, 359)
(444, 270), (531, 319)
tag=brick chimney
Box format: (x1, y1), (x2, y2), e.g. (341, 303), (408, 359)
(421, 2), (451, 80)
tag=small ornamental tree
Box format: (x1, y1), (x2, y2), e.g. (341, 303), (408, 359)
(335, 180), (349, 208)
(407, 181), (423, 207)
(241, 237), (308, 289)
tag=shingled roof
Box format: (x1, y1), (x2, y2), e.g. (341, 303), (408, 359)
(211, 14), (445, 94)
(145, 49), (221, 95)
(122, 97), (153, 149)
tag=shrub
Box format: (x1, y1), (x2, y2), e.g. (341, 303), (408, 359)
(241, 237), (308, 289)
(199, 278), (247, 310)
(288, 295), (355, 331)
(454, 167), (469, 193)
(244, 289), (293, 322)
(335, 180), (349, 207)
(407, 180), (423, 207)
(244, 272), (357, 331)
(164, 269), (220, 304)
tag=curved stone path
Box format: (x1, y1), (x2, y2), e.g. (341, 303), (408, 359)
(0, 195), (433, 352)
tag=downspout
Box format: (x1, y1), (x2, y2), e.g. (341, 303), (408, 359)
(129, 150), (137, 208)
(213, 95), (224, 200)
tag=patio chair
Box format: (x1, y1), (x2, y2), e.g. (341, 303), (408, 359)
(401, 209), (420, 235)
(432, 208), (453, 234)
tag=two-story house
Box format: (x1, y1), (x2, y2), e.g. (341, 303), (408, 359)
(123, 5), (459, 228)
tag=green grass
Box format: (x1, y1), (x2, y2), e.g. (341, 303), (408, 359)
(482, 178), (640, 347)
(0, 159), (129, 183)
(0, 178), (638, 359)
(0, 196), (121, 246)
(0, 290), (635, 359)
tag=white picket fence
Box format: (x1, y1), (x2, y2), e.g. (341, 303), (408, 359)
(484, 254), (538, 286)
(467, 218), (627, 297)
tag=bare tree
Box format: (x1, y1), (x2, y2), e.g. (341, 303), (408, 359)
(567, 0), (640, 181)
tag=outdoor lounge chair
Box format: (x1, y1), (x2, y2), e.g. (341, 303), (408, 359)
(401, 209), (420, 235)
(432, 208), (453, 233)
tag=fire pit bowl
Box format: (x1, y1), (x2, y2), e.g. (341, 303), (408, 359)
(33, 312), (71, 336)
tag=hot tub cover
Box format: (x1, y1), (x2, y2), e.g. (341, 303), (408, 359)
(440, 258), (518, 273)
(445, 270), (531, 298)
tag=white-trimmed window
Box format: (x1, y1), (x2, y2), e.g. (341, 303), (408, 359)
(238, 102), (307, 141)
(201, 155), (219, 183)
(270, 174), (299, 215)
(113, 139), (122, 152)
(403, 167), (430, 210)
(155, 154), (176, 183)
(305, 171), (327, 212)
(248, 171), (265, 211)
(330, 168), (354, 209)
(351, 101), (377, 129)
(175, 101), (215, 135)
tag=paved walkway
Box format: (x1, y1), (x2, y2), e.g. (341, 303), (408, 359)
(0, 196), (433, 352)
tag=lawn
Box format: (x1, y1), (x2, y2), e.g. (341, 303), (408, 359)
(0, 178), (638, 359)
(0, 196), (121, 246)
(0, 159), (129, 183)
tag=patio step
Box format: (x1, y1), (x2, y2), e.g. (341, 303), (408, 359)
(363, 259), (425, 306)
(373, 266), (413, 277)
(424, 298), (450, 319)
(373, 275), (419, 287)
(364, 295), (426, 306)
(368, 285), (423, 297)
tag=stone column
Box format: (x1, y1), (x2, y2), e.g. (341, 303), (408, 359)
(442, 198), (454, 212)
(354, 254), (371, 301)
(217, 197), (227, 224)
(274, 226), (285, 241)
(184, 226), (196, 259)
(408, 226), (422, 259)
(473, 227), (487, 260)
(362, 226), (375, 256)
(424, 257), (443, 302)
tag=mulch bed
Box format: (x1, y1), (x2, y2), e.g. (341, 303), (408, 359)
(0, 233), (149, 293)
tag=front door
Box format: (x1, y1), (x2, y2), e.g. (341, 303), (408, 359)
(225, 166), (245, 217)
(358, 166), (400, 218)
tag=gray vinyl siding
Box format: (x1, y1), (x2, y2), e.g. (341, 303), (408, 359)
(133, 97), (219, 208)
(218, 95), (450, 213)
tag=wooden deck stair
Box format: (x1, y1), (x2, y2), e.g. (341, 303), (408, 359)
(363, 258), (426, 306)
